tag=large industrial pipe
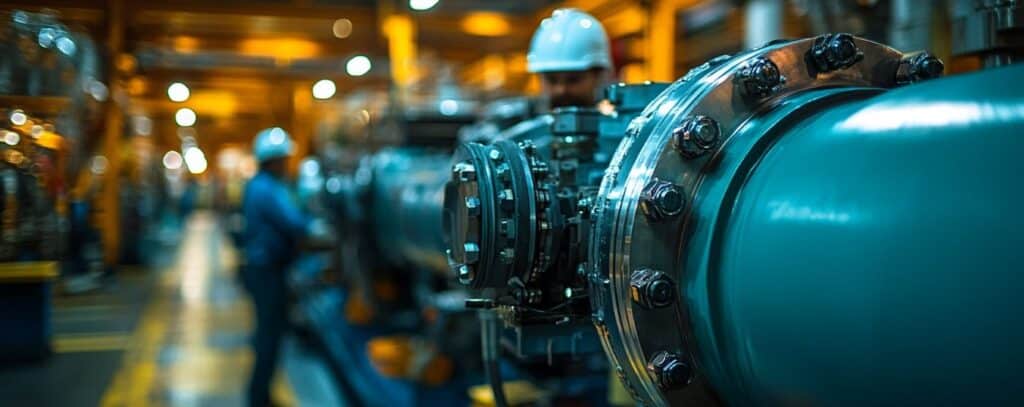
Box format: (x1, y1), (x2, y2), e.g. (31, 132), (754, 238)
(695, 63), (1024, 406)
(366, 148), (451, 274)
(587, 36), (1024, 405)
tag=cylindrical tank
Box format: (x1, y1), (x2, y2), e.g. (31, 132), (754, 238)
(699, 63), (1024, 406)
(366, 147), (451, 274)
(588, 35), (1024, 406)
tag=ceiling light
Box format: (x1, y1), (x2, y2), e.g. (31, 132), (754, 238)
(409, 0), (439, 11)
(175, 108), (197, 127)
(168, 82), (190, 102)
(439, 99), (458, 116)
(333, 19), (353, 39)
(9, 110), (27, 126)
(3, 131), (19, 146)
(346, 55), (372, 77)
(312, 79), (337, 100)
(184, 147), (208, 175)
(163, 150), (183, 170)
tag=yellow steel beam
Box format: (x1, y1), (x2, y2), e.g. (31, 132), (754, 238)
(646, 0), (700, 82)
(289, 82), (314, 174)
(381, 13), (418, 89)
(101, 0), (125, 265)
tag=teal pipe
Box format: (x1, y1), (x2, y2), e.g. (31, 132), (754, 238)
(369, 148), (451, 274)
(689, 63), (1024, 405)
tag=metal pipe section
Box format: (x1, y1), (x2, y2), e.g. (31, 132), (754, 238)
(587, 34), (1023, 406)
(366, 148), (451, 274)
(692, 63), (1024, 406)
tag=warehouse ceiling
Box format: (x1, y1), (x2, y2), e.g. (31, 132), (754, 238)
(0, 0), (561, 154)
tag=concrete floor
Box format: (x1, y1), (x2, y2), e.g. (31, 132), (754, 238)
(0, 211), (343, 407)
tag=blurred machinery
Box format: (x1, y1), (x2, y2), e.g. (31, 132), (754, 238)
(444, 33), (1024, 406)
(302, 95), (484, 405)
(0, 9), (98, 360)
(953, 0), (1023, 66)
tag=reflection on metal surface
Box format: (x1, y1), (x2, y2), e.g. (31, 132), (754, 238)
(838, 101), (1024, 131)
(767, 201), (853, 224)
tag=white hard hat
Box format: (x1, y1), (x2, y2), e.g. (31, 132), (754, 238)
(253, 127), (294, 163)
(527, 8), (611, 73)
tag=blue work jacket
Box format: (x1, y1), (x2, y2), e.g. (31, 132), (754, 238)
(241, 171), (311, 270)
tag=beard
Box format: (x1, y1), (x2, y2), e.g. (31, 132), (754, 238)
(549, 93), (596, 109)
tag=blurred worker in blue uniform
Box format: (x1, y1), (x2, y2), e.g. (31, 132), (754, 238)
(241, 127), (317, 407)
(528, 8), (613, 108)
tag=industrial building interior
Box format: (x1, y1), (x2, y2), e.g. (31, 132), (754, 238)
(0, 0), (1021, 406)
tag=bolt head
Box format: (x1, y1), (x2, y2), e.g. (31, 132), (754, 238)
(828, 34), (858, 64)
(630, 269), (676, 308)
(488, 148), (503, 161)
(465, 196), (481, 216)
(647, 351), (692, 390)
(495, 163), (511, 181)
(673, 115), (721, 158)
(809, 33), (863, 73)
(647, 279), (674, 307)
(735, 57), (784, 99)
(654, 188), (683, 214)
(911, 52), (944, 81)
(577, 197), (593, 218)
(498, 189), (515, 211)
(452, 161), (476, 182)
(640, 180), (685, 221)
(457, 264), (475, 284)
(464, 242), (480, 264)
(498, 219), (515, 238)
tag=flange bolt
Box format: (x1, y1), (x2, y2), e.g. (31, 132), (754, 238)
(647, 351), (692, 390)
(673, 115), (721, 158)
(808, 33), (863, 74)
(640, 180), (685, 222)
(735, 56), (785, 99)
(630, 268), (676, 309)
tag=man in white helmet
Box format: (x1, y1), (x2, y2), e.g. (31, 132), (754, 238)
(241, 127), (313, 407)
(527, 8), (613, 108)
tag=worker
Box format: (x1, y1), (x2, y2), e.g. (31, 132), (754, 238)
(240, 127), (312, 407)
(528, 11), (635, 406)
(527, 8), (613, 108)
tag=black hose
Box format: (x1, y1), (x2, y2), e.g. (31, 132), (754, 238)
(480, 310), (509, 407)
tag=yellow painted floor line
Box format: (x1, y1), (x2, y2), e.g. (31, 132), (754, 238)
(99, 291), (169, 407)
(53, 333), (132, 353)
(98, 213), (301, 406)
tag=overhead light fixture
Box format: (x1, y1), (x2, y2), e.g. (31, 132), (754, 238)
(133, 115), (153, 136)
(168, 82), (190, 102)
(184, 147), (208, 175)
(312, 79), (337, 100)
(9, 110), (27, 126)
(3, 131), (19, 146)
(409, 0), (439, 11)
(175, 108), (197, 127)
(346, 55), (372, 77)
(90, 155), (109, 175)
(439, 99), (458, 116)
(333, 18), (353, 39)
(162, 150), (183, 170)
